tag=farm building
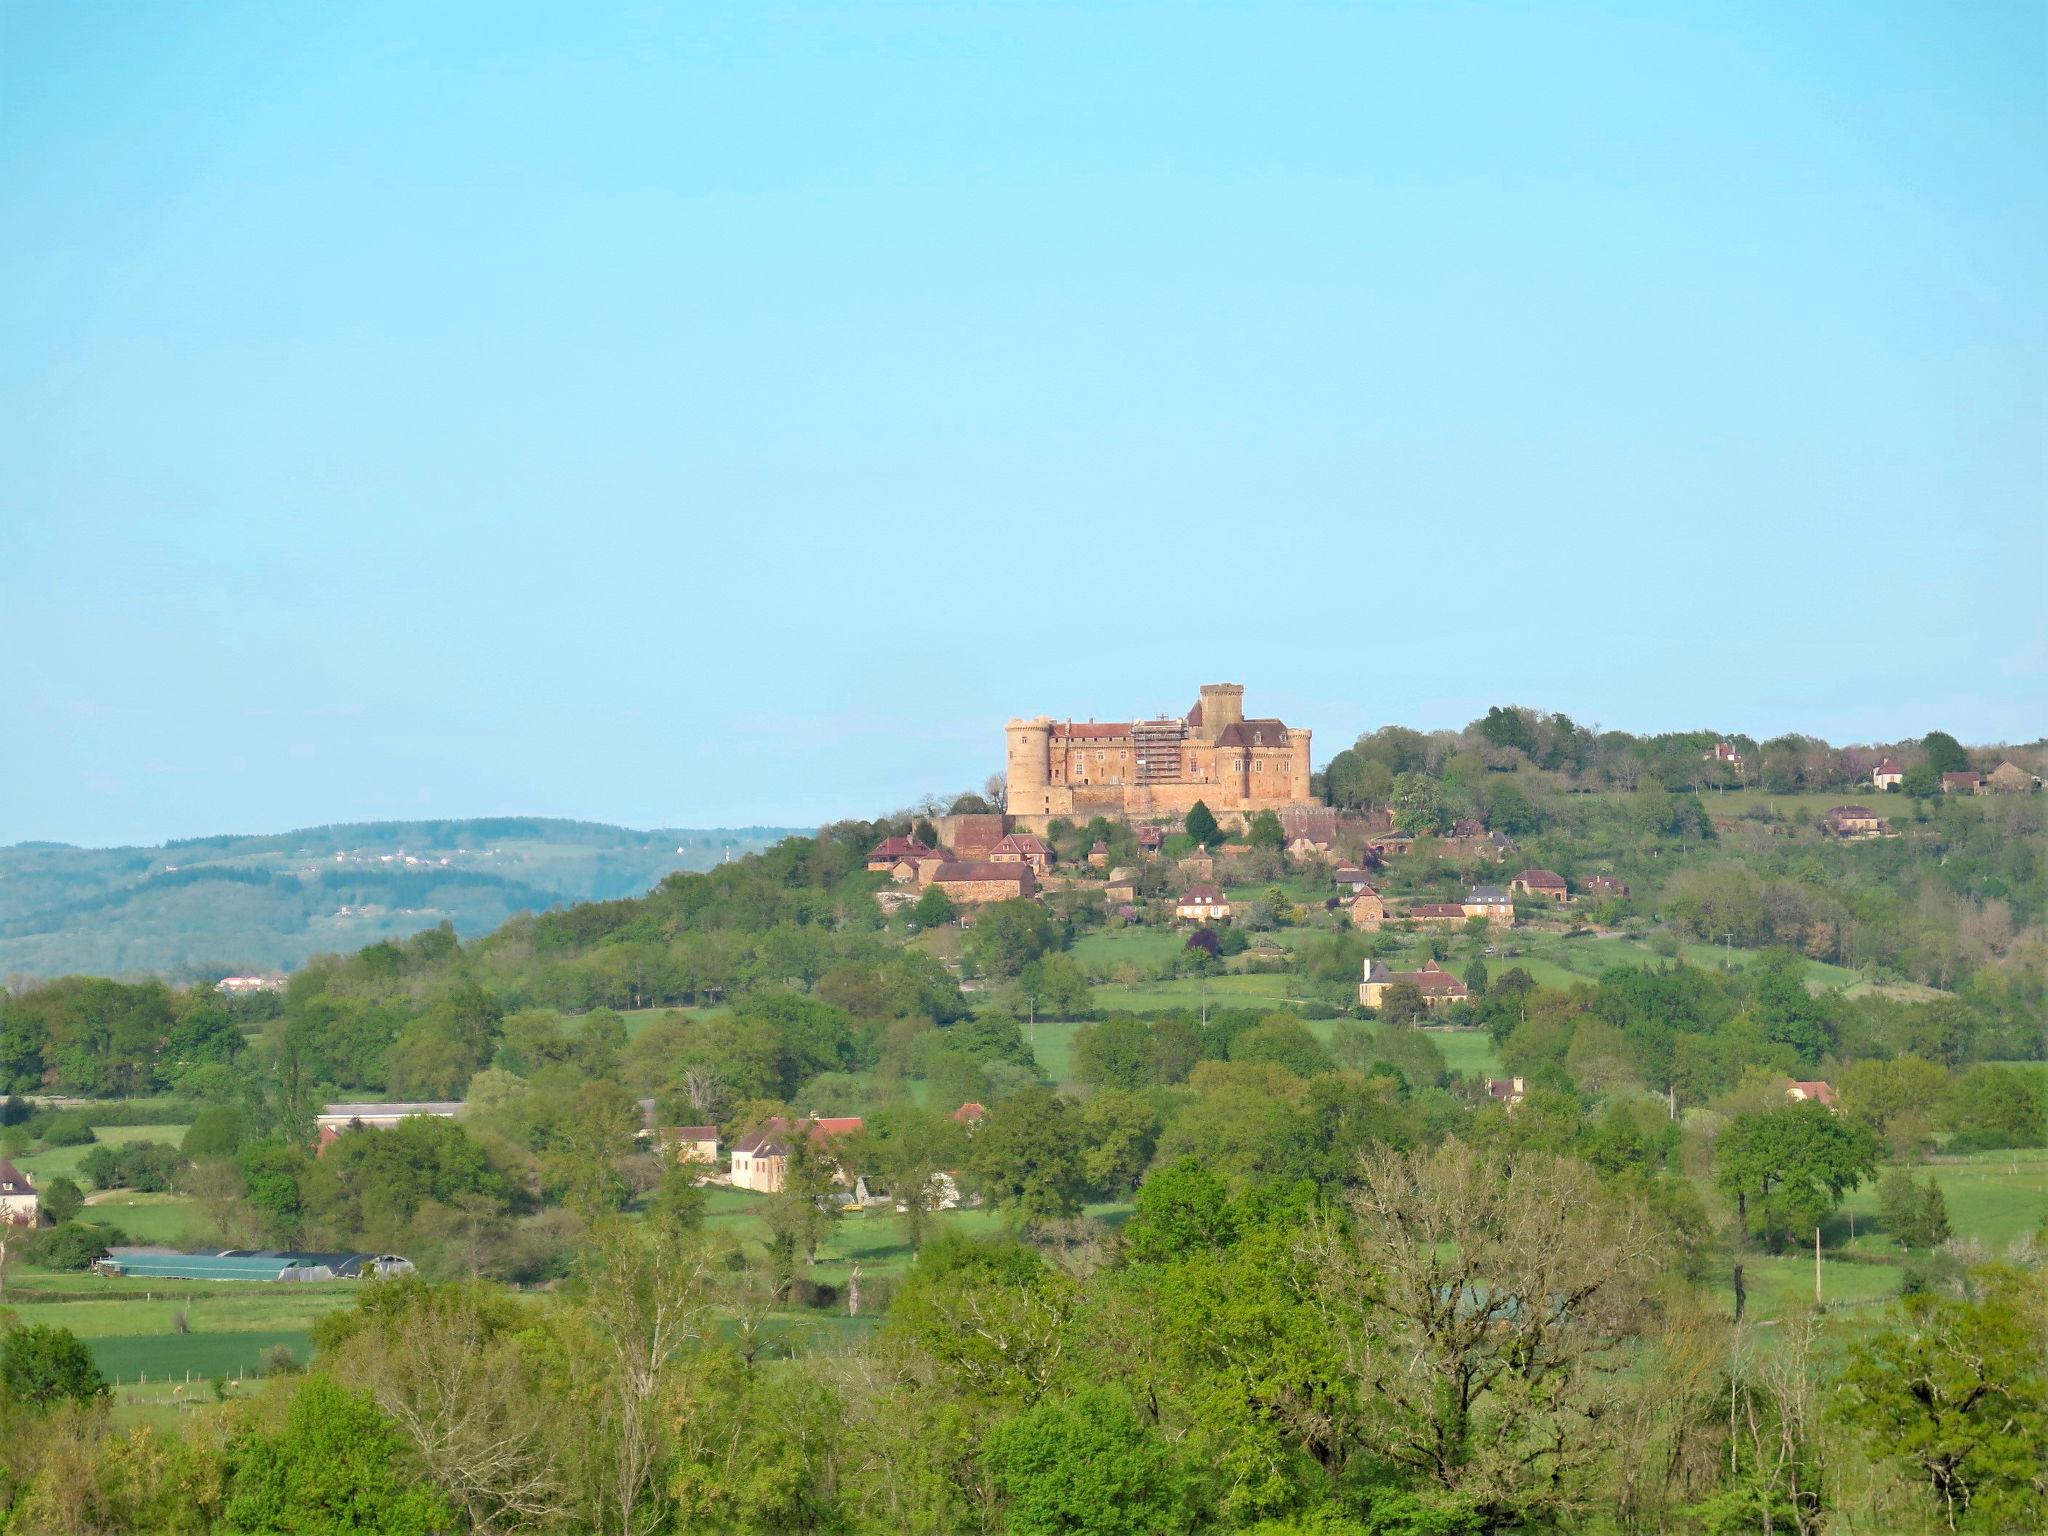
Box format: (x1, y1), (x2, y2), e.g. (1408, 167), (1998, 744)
(316, 1101), (464, 1150)
(99, 1249), (416, 1281)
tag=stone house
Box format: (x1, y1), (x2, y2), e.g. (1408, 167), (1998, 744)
(1871, 758), (1904, 791)
(1087, 840), (1110, 868)
(867, 835), (936, 871)
(1334, 866), (1376, 895)
(931, 862), (1037, 904)
(1941, 772), (1986, 795)
(1987, 762), (2041, 793)
(1462, 886), (1515, 924)
(1359, 958), (1469, 1009)
(665, 1126), (720, 1166)
(1510, 869), (1568, 903)
(1404, 902), (1471, 926)
(989, 832), (1054, 871)
(1347, 889), (1387, 929)
(730, 1115), (866, 1194)
(1582, 875), (1630, 899)
(1824, 806), (1890, 839)
(1785, 1080), (1836, 1109)
(1486, 1077), (1527, 1107)
(1175, 883), (1232, 924)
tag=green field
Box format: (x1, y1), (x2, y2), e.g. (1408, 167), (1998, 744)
(16, 1123), (192, 1183)
(1838, 1150), (2048, 1254)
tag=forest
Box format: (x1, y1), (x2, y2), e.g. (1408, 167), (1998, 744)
(0, 707), (2042, 1533)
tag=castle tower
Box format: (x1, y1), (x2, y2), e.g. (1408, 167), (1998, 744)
(1196, 683), (1244, 742)
(1004, 718), (1054, 815)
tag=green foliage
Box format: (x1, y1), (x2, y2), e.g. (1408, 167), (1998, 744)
(1835, 1273), (2048, 1533)
(1184, 801), (1223, 849)
(38, 1172), (85, 1224)
(182, 1103), (249, 1159)
(25, 1220), (112, 1270)
(1920, 731), (1972, 775)
(1948, 1064), (2047, 1146)
(78, 1138), (184, 1191)
(968, 1085), (1087, 1223)
(910, 882), (956, 927)
(225, 1374), (454, 1535)
(1876, 1169), (1952, 1250)
(1715, 1103), (1880, 1248)
(985, 1384), (1192, 1535)
(0, 1321), (108, 1409)
(1248, 809), (1286, 851)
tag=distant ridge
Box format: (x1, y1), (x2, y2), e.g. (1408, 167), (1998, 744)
(0, 817), (805, 981)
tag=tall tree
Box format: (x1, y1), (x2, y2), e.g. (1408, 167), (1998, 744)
(1184, 801), (1223, 849)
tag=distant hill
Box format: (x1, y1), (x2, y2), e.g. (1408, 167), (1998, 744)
(0, 818), (805, 980)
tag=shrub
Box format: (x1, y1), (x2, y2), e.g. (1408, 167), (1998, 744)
(27, 1222), (112, 1271)
(36, 1113), (96, 1147)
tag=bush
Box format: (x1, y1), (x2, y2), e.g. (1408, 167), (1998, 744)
(36, 1113), (96, 1147)
(26, 1221), (113, 1271)
(1944, 1128), (2016, 1154)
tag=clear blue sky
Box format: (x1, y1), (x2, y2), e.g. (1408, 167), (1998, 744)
(3, 2), (2042, 847)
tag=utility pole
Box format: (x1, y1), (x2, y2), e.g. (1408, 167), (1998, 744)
(1815, 1227), (1823, 1306)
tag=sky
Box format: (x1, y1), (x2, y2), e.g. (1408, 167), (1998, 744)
(2, 1), (2043, 847)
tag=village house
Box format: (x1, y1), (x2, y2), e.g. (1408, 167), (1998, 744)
(1104, 868), (1139, 903)
(1824, 805), (1891, 840)
(936, 813), (1009, 860)
(1178, 846), (1216, 879)
(665, 1126), (720, 1165)
(730, 1115), (866, 1194)
(1486, 1077), (1528, 1107)
(930, 861), (1038, 904)
(1785, 1080), (1837, 1109)
(1175, 883), (1232, 923)
(889, 854), (951, 886)
(1462, 885), (1515, 924)
(1582, 874), (1630, 899)
(1280, 805), (1339, 859)
(1403, 901), (1471, 926)
(1705, 741), (1744, 772)
(1359, 958), (1469, 1009)
(316, 1101), (464, 1152)
(1941, 771), (1986, 795)
(866, 834), (935, 872)
(1988, 761), (2042, 792)
(1871, 758), (1904, 791)
(1365, 831), (1416, 857)
(1347, 888), (1387, 929)
(989, 831), (1055, 871)
(0, 1159), (38, 1225)
(1087, 840), (1110, 868)
(1334, 865), (1376, 895)
(1510, 868), (1569, 904)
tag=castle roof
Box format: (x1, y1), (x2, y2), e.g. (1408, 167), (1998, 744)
(1056, 721), (1132, 739)
(1215, 719), (1292, 747)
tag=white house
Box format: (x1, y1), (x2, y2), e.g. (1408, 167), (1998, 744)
(0, 1159), (39, 1225)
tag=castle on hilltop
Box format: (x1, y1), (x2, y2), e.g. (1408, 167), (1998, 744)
(1005, 683), (1317, 831)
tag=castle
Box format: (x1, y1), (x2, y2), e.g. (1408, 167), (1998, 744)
(1004, 683), (1317, 831)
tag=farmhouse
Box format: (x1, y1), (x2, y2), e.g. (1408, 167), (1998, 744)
(1785, 1080), (1837, 1109)
(1359, 959), (1469, 1009)
(1705, 741), (1744, 771)
(730, 1115), (866, 1194)
(1462, 885), (1515, 924)
(1175, 884), (1232, 923)
(1511, 868), (1568, 903)
(1334, 866), (1376, 895)
(1823, 806), (1891, 840)
(1941, 772), (1986, 795)
(1582, 874), (1630, 898)
(1135, 825), (1167, 852)
(1871, 758), (1904, 791)
(0, 1159), (38, 1225)
(1486, 1077), (1528, 1106)
(316, 1101), (464, 1151)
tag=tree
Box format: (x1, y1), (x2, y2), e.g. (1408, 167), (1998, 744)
(1948, 1065), (2047, 1147)
(1876, 1169), (1951, 1251)
(969, 1085), (1087, 1223)
(1834, 1275), (2048, 1533)
(1920, 732), (1972, 776)
(1380, 980), (1427, 1026)
(181, 1104), (247, 1160)
(1310, 1143), (1660, 1527)
(37, 1173), (84, 1226)
(1018, 952), (1091, 1020)
(225, 1373), (452, 1535)
(1477, 706), (1536, 755)
(1714, 1103), (1879, 1249)
(577, 1221), (716, 1536)
(1902, 762), (1942, 800)
(910, 883), (956, 928)
(1184, 801), (1223, 850)
(1075, 1089), (1160, 1197)
(1247, 810), (1285, 851)
(1391, 774), (1450, 835)
(0, 1321), (107, 1409)
(27, 1221), (109, 1271)
(984, 1385), (1191, 1536)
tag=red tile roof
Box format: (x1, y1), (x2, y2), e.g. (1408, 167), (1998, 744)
(951, 1102), (987, 1122)
(1180, 883), (1225, 903)
(1407, 903), (1469, 919)
(1514, 868), (1567, 890)
(1874, 758), (1902, 775)
(870, 835), (935, 860)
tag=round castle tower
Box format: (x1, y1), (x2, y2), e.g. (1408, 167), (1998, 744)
(1004, 718), (1054, 816)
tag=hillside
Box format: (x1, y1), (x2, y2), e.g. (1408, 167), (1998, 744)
(0, 817), (803, 980)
